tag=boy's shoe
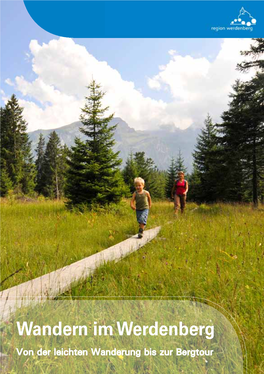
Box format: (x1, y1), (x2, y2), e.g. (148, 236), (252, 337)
(138, 228), (143, 239)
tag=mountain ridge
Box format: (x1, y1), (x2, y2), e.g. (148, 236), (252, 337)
(28, 118), (200, 171)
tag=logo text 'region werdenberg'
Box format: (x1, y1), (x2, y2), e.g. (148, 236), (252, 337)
(211, 7), (257, 33)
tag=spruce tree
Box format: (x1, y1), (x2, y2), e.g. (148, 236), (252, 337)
(217, 81), (248, 202)
(188, 164), (201, 202)
(134, 152), (150, 186)
(175, 150), (187, 174)
(192, 114), (221, 202)
(236, 38), (264, 205)
(154, 170), (166, 199)
(123, 152), (138, 194)
(0, 108), (13, 195)
(132, 151), (165, 198)
(0, 95), (35, 195)
(35, 133), (46, 195)
(218, 77), (264, 205)
(237, 38), (264, 72)
(42, 131), (67, 199)
(59, 144), (70, 195)
(0, 160), (13, 196)
(165, 158), (176, 199)
(134, 152), (157, 195)
(65, 80), (123, 207)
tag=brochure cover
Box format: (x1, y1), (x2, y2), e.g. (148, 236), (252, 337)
(0, 1), (263, 373)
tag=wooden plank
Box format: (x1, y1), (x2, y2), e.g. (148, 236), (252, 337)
(0, 226), (160, 321)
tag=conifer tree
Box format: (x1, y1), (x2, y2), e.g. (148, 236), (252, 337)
(134, 152), (157, 195)
(237, 38), (264, 72)
(0, 160), (13, 196)
(132, 151), (165, 198)
(42, 131), (67, 199)
(134, 152), (151, 186)
(65, 80), (124, 207)
(236, 38), (264, 205)
(0, 108), (13, 195)
(192, 114), (221, 202)
(218, 77), (264, 205)
(60, 144), (70, 195)
(175, 150), (187, 174)
(35, 133), (46, 195)
(217, 81), (247, 202)
(154, 170), (166, 199)
(188, 164), (201, 201)
(0, 95), (35, 195)
(165, 158), (176, 199)
(123, 152), (138, 194)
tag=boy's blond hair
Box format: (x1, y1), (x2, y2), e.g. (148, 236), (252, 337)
(134, 177), (145, 186)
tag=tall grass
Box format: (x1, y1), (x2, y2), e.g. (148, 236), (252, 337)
(68, 203), (263, 373)
(1, 200), (263, 373)
(1, 200), (138, 289)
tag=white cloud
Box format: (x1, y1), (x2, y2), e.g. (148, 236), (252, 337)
(8, 38), (166, 131)
(1, 89), (9, 102)
(147, 78), (161, 90)
(147, 39), (254, 127)
(3, 38), (254, 132)
(168, 49), (177, 56)
(5, 78), (14, 86)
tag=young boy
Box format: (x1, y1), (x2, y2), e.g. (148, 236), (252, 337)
(130, 177), (152, 238)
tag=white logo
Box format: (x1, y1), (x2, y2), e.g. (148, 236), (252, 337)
(230, 7), (257, 26)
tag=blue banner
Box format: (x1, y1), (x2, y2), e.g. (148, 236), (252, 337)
(24, 1), (264, 37)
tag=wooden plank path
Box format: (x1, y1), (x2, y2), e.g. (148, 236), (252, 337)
(0, 226), (161, 321)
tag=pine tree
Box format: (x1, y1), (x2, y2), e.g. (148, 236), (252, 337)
(0, 108), (13, 195)
(42, 131), (68, 199)
(188, 164), (201, 202)
(35, 133), (46, 195)
(154, 170), (166, 199)
(0, 95), (35, 195)
(122, 151), (165, 198)
(218, 77), (264, 205)
(175, 150), (187, 174)
(59, 144), (70, 195)
(236, 38), (264, 205)
(134, 152), (151, 186)
(65, 80), (124, 207)
(123, 152), (138, 194)
(165, 158), (176, 199)
(0, 160), (13, 196)
(217, 81), (247, 202)
(192, 114), (221, 202)
(237, 38), (264, 72)
(134, 152), (156, 195)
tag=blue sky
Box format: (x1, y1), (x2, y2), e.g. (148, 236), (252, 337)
(0, 1), (253, 131)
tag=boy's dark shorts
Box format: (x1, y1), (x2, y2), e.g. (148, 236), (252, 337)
(136, 209), (149, 225)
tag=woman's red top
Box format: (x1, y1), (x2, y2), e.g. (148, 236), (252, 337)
(175, 180), (186, 196)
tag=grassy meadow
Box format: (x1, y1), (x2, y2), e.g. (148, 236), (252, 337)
(1, 199), (263, 373)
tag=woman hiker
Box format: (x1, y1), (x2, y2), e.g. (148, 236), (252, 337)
(171, 171), (188, 215)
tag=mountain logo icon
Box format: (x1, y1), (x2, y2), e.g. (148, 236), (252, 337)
(230, 7), (257, 26)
